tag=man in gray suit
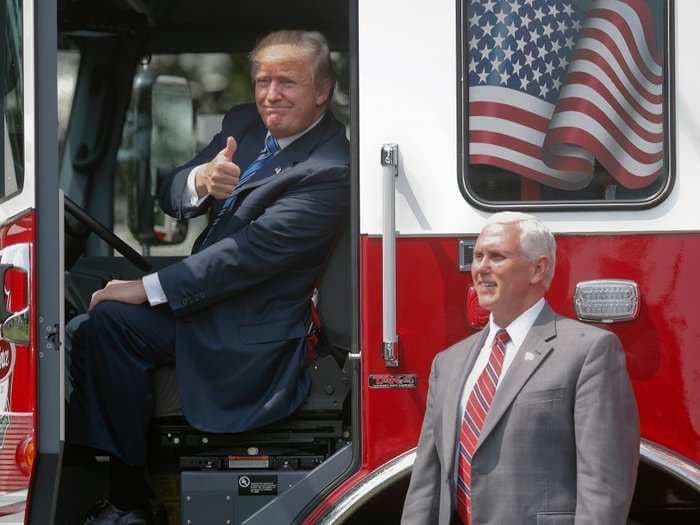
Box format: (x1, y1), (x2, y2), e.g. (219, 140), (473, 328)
(401, 212), (639, 525)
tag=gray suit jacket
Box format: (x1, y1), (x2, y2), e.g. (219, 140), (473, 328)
(401, 303), (639, 525)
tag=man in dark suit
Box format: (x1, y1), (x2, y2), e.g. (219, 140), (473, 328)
(69, 30), (349, 524)
(401, 212), (639, 525)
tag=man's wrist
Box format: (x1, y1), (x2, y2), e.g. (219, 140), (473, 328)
(142, 273), (168, 306)
(194, 164), (209, 197)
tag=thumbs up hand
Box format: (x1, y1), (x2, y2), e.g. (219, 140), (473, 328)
(195, 136), (241, 199)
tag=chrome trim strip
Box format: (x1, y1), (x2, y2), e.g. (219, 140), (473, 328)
(0, 488), (27, 524)
(0, 243), (31, 272)
(640, 438), (700, 492)
(318, 440), (700, 523)
(0, 488), (28, 507)
(59, 190), (65, 440)
(317, 449), (415, 524)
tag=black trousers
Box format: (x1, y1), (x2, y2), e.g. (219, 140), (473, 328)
(68, 301), (176, 465)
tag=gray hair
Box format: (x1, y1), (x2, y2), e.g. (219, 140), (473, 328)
(484, 212), (556, 288)
(249, 30), (335, 95)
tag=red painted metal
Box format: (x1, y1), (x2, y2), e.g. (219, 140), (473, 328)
(0, 210), (36, 494)
(307, 232), (700, 522)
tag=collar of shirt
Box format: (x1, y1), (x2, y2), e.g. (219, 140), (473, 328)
(485, 297), (546, 351)
(269, 112), (326, 150)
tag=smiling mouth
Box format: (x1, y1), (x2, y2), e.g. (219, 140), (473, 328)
(477, 282), (496, 291)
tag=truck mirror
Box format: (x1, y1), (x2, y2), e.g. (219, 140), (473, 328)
(123, 70), (195, 247)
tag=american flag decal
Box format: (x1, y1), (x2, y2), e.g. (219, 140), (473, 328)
(467, 0), (663, 190)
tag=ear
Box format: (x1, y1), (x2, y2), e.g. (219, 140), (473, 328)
(315, 79), (333, 107)
(530, 256), (549, 285)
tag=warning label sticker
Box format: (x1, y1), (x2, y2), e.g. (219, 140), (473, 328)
(238, 475), (278, 496)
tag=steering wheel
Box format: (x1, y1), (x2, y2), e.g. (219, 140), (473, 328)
(64, 195), (152, 272)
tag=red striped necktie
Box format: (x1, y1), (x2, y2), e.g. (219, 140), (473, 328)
(456, 328), (510, 525)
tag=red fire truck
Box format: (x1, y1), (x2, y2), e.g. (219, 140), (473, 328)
(0, 0), (698, 523)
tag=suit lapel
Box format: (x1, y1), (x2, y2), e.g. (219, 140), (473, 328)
(227, 112), (340, 199)
(442, 330), (489, 477)
(475, 304), (558, 451)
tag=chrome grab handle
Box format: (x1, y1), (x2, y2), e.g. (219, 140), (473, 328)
(381, 144), (399, 368)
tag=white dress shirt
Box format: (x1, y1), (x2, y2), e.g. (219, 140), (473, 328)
(142, 114), (325, 306)
(453, 298), (545, 483)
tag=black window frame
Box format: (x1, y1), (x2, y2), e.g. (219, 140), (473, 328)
(456, 0), (675, 212)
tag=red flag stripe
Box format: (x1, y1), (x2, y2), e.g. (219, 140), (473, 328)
(470, 102), (551, 132)
(546, 127), (662, 189)
(469, 131), (594, 174)
(577, 29), (663, 104)
(584, 10), (662, 84)
(568, 51), (662, 119)
(469, 154), (591, 191)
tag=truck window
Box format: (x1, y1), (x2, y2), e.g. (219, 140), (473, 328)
(113, 53), (254, 256)
(58, 48), (80, 156)
(1, 0), (23, 202)
(113, 52), (350, 256)
(459, 0), (669, 206)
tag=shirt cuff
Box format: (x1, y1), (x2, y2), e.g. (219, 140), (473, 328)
(142, 272), (168, 306)
(186, 165), (209, 207)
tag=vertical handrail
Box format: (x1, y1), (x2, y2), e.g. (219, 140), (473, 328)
(381, 144), (399, 367)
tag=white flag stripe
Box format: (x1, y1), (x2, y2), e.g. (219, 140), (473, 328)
(564, 63), (662, 130)
(556, 92), (663, 153)
(599, 0), (662, 76)
(470, 143), (593, 188)
(546, 143), (596, 163)
(575, 36), (661, 100)
(583, 11), (661, 80)
(550, 111), (664, 175)
(470, 85), (554, 119)
(471, 114), (595, 162)
(471, 116), (547, 147)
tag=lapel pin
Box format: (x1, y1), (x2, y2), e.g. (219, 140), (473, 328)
(524, 352), (535, 361)
(274, 167), (282, 175)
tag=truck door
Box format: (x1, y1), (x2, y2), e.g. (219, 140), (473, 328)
(0, 0), (62, 523)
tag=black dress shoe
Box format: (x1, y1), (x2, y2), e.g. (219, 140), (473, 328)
(78, 500), (150, 525)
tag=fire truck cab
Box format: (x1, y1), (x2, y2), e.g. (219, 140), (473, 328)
(0, 0), (699, 524)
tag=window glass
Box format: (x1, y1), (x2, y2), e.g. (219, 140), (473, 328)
(114, 53), (255, 256)
(461, 0), (668, 204)
(1, 0), (24, 203)
(58, 48), (81, 157)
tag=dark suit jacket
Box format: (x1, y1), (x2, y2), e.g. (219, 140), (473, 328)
(401, 303), (640, 525)
(157, 104), (349, 432)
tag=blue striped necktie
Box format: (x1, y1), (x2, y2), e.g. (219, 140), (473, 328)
(220, 133), (281, 211)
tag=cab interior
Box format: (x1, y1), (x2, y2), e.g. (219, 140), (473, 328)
(57, 1), (357, 524)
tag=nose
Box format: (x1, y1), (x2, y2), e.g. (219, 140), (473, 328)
(472, 256), (490, 276)
(265, 81), (283, 102)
